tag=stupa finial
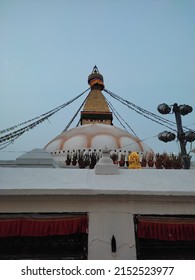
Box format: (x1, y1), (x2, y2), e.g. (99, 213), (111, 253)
(92, 65), (99, 74)
(88, 65), (104, 90)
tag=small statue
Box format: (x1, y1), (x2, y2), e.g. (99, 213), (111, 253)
(128, 151), (141, 169)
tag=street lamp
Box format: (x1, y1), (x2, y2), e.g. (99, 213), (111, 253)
(157, 103), (195, 169)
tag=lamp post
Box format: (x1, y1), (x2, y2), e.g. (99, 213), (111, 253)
(157, 103), (195, 169)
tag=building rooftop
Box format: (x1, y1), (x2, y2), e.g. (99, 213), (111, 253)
(0, 167), (194, 197)
(0, 149), (59, 168)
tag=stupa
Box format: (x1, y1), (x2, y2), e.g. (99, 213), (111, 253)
(44, 66), (152, 164)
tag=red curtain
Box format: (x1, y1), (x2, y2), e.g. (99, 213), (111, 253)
(137, 217), (195, 241)
(0, 216), (88, 237)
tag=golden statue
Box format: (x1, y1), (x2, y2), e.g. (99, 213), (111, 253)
(128, 151), (141, 169)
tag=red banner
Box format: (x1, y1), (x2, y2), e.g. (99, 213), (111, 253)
(0, 216), (88, 237)
(137, 217), (195, 241)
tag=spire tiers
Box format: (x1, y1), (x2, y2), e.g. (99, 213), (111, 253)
(80, 66), (113, 125)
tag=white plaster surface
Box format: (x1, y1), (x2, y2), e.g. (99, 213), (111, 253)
(0, 167), (194, 196)
(1, 167), (195, 260)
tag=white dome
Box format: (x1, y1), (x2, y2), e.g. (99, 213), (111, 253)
(45, 124), (152, 153)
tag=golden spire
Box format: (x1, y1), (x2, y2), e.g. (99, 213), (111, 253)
(80, 66), (113, 125)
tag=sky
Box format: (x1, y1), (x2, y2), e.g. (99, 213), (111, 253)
(0, 0), (195, 160)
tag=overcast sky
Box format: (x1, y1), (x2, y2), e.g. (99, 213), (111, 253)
(1, 0), (195, 160)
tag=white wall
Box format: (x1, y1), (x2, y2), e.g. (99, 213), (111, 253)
(1, 194), (195, 259)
